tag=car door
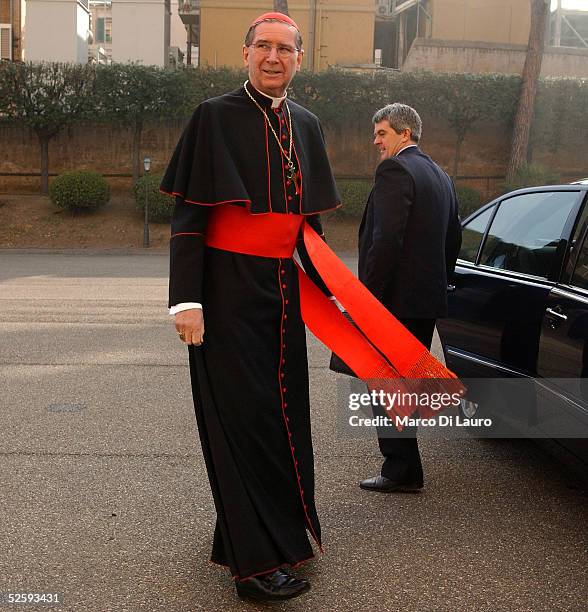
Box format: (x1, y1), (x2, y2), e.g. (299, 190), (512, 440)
(536, 194), (588, 448)
(439, 189), (582, 378)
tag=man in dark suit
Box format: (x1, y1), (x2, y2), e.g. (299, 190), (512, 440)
(358, 103), (462, 493)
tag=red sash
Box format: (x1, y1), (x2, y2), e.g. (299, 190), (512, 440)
(205, 205), (465, 424)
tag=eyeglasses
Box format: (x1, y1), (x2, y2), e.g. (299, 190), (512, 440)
(249, 42), (300, 58)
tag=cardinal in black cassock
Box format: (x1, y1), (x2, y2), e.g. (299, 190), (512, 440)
(161, 12), (340, 602)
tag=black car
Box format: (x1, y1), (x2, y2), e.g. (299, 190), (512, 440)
(437, 183), (588, 473)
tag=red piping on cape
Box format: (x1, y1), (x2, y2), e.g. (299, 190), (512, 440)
(159, 191), (341, 216)
(292, 140), (303, 215)
(160, 189), (253, 207)
(170, 232), (203, 239)
(264, 115), (273, 212)
(278, 107), (289, 213)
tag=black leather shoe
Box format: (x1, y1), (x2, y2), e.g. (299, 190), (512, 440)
(236, 568), (310, 601)
(359, 475), (423, 493)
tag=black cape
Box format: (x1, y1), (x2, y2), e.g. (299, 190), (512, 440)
(161, 85), (340, 215)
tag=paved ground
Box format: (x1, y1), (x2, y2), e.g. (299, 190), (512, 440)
(0, 251), (586, 612)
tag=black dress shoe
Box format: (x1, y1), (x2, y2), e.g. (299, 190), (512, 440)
(236, 568), (310, 601)
(359, 475), (423, 493)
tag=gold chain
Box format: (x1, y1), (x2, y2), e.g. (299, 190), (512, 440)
(244, 81), (296, 177)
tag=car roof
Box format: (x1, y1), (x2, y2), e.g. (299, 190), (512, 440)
(462, 183), (588, 224)
(501, 184), (588, 197)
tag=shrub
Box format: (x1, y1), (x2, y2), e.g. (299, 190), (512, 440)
(455, 185), (482, 219)
(503, 163), (561, 193)
(333, 179), (372, 219)
(133, 174), (174, 223)
(49, 170), (110, 212)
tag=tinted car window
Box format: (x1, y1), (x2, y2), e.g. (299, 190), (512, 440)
(571, 232), (588, 290)
(480, 191), (578, 278)
(565, 198), (588, 280)
(458, 206), (494, 263)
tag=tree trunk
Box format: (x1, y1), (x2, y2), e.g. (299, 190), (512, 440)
(132, 121), (143, 185)
(38, 134), (50, 195)
(453, 133), (465, 179)
(273, 0), (289, 15)
(505, 0), (550, 183)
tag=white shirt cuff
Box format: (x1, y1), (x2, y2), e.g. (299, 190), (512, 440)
(169, 302), (203, 315)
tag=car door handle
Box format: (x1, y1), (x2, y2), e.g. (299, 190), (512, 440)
(545, 307), (568, 321)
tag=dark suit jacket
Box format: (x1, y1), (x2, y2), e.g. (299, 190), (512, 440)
(358, 145), (462, 319)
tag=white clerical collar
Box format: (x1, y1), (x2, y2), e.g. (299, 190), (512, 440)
(396, 143), (418, 156)
(244, 81), (287, 108)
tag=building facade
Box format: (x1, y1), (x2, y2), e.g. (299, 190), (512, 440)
(385, 0), (588, 78)
(111, 0), (171, 67)
(26, 0), (90, 63)
(198, 0), (375, 71)
(88, 0), (112, 63)
(0, 0), (26, 61)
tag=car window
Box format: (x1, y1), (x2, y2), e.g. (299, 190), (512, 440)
(571, 231), (588, 290)
(480, 191), (578, 278)
(564, 197), (588, 280)
(458, 206), (495, 263)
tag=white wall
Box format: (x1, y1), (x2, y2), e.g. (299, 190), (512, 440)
(111, 0), (169, 66)
(26, 0), (89, 63)
(76, 2), (89, 62)
(169, 0), (187, 50)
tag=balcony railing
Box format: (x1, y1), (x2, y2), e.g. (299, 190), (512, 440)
(179, 0), (200, 26)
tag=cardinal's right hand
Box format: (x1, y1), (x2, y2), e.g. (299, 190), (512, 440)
(175, 309), (204, 346)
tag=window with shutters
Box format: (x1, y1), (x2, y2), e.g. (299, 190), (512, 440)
(96, 17), (105, 43)
(0, 24), (11, 61)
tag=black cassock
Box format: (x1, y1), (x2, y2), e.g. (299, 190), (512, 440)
(161, 84), (340, 580)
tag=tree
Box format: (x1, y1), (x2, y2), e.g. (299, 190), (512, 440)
(273, 0), (289, 15)
(0, 62), (96, 194)
(506, 0), (550, 182)
(95, 64), (187, 184)
(432, 74), (519, 178)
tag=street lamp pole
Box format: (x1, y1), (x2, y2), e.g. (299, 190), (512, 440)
(143, 157), (151, 248)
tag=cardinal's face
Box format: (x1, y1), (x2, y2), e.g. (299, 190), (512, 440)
(243, 22), (303, 98)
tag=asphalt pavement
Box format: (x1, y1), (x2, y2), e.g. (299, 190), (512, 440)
(0, 251), (586, 612)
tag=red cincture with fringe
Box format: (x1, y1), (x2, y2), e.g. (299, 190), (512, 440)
(205, 204), (466, 427)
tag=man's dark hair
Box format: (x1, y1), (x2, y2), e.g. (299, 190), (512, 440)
(373, 103), (422, 143)
(244, 19), (303, 50)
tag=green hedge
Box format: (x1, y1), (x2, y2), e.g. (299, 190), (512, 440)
(48, 170), (110, 212)
(133, 174), (174, 222)
(502, 163), (561, 193)
(456, 185), (483, 219)
(4, 65), (586, 147)
(332, 180), (485, 220)
(333, 179), (371, 219)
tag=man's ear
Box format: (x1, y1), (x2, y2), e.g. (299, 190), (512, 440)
(296, 50), (304, 71)
(242, 45), (250, 67)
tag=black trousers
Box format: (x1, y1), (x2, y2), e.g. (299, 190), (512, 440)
(373, 318), (436, 485)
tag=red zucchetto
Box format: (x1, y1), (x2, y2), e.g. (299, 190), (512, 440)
(250, 12), (300, 31)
